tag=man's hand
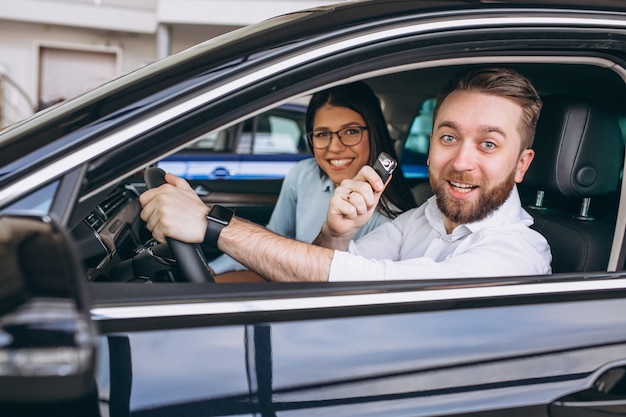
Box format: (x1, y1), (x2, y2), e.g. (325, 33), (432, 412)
(139, 173), (208, 243)
(316, 165), (389, 250)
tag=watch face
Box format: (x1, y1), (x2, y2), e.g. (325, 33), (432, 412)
(209, 205), (234, 225)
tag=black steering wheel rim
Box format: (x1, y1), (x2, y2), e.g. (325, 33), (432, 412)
(144, 167), (215, 283)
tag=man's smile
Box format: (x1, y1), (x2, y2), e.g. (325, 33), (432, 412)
(448, 180), (478, 194)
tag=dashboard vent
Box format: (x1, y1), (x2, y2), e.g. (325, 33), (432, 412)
(85, 188), (130, 232)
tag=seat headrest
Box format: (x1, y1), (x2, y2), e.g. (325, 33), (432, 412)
(523, 95), (623, 199)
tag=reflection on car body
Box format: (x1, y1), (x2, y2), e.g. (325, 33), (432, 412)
(1, 1), (626, 416)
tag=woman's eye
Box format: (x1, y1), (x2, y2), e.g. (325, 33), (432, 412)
(314, 131), (331, 138)
(344, 129), (359, 136)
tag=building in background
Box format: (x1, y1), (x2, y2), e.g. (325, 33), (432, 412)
(0, 0), (337, 128)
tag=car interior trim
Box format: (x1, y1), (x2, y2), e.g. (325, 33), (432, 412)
(610, 148), (626, 271)
(91, 276), (626, 320)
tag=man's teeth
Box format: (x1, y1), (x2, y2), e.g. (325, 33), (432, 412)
(329, 159), (352, 167)
(450, 181), (475, 192)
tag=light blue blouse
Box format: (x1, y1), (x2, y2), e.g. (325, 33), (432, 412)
(209, 157), (391, 274)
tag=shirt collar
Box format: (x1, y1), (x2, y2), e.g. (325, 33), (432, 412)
(321, 173), (334, 193)
(425, 185), (531, 238)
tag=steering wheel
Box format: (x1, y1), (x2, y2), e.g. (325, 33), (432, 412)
(144, 167), (215, 283)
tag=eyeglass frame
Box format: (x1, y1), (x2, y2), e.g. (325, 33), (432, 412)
(306, 126), (369, 149)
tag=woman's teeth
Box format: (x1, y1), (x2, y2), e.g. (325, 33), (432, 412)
(329, 159), (352, 167)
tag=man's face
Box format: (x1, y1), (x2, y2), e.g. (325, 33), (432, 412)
(428, 90), (534, 233)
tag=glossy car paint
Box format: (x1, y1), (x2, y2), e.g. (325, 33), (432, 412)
(1, 1), (626, 416)
(90, 279), (626, 415)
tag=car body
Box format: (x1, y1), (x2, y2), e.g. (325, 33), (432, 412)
(1, 1), (626, 416)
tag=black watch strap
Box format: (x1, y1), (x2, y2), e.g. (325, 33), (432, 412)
(203, 205), (234, 248)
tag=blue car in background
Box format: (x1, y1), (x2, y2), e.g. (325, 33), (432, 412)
(159, 99), (430, 181)
(158, 102), (313, 180)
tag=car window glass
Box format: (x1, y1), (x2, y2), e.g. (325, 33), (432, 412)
(401, 97), (434, 179)
(235, 119), (255, 154)
(253, 115), (303, 155)
(189, 132), (219, 150)
(0, 181), (58, 215)
(159, 102), (309, 180)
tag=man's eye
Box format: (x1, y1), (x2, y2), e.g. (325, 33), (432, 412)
(441, 134), (456, 143)
(482, 141), (496, 150)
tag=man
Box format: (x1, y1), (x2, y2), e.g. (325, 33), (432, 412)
(140, 67), (552, 282)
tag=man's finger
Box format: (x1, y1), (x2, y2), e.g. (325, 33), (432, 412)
(165, 172), (194, 191)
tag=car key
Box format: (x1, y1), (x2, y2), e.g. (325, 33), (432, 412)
(372, 151), (397, 183)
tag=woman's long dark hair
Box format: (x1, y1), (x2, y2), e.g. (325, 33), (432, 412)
(306, 81), (417, 218)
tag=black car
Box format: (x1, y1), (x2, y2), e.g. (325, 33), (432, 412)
(1, 1), (626, 416)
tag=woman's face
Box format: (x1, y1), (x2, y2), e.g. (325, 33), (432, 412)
(311, 104), (371, 186)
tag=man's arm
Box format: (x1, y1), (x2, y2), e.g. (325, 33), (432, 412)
(218, 216), (333, 282)
(231, 165), (387, 280)
(140, 169), (387, 282)
(140, 173), (334, 282)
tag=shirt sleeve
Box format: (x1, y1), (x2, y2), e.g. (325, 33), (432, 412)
(328, 227), (551, 281)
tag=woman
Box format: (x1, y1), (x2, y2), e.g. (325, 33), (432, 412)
(210, 81), (416, 274)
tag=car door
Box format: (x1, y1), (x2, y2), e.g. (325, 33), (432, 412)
(2, 213), (625, 417)
(88, 276), (626, 417)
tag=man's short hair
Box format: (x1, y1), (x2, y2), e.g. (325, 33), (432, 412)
(433, 67), (542, 150)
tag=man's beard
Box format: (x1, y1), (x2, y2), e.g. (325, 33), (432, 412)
(429, 168), (516, 225)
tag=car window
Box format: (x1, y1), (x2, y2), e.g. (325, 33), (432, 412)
(187, 131), (221, 150)
(0, 181), (58, 215)
(159, 103), (311, 180)
(253, 114), (302, 154)
(400, 97), (434, 179)
(236, 113), (304, 155)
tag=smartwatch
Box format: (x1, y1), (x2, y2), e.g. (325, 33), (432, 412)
(203, 205), (234, 248)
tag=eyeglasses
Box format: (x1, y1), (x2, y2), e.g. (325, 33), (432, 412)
(307, 126), (368, 149)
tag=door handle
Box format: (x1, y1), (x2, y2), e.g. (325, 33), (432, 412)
(550, 366), (626, 416)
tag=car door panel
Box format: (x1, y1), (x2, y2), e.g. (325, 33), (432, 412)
(92, 283), (626, 416)
(189, 178), (283, 226)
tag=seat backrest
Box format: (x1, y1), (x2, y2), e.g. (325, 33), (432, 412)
(522, 95), (624, 273)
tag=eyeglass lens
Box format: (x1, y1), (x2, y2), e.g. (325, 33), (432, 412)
(309, 126), (366, 149)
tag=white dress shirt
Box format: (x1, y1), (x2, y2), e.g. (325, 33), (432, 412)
(328, 186), (552, 281)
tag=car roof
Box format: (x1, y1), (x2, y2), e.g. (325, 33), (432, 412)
(1, 0), (625, 204)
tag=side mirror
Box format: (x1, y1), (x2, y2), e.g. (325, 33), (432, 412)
(0, 215), (97, 405)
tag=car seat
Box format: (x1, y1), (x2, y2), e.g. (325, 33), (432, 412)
(521, 95), (624, 273)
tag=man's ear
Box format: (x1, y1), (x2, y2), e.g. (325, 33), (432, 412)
(514, 148), (535, 183)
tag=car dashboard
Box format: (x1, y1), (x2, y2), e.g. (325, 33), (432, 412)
(71, 180), (156, 283)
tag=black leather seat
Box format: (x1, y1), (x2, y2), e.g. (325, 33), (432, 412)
(522, 95), (624, 273)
